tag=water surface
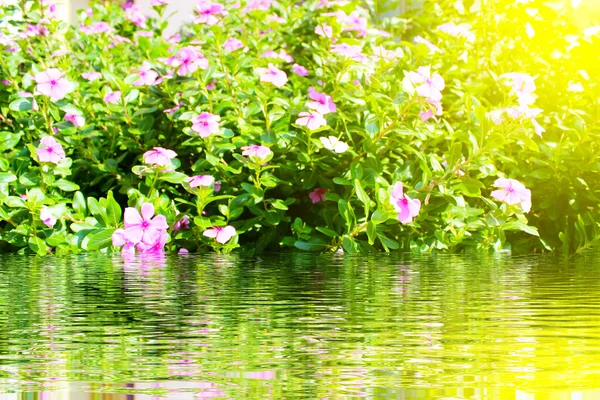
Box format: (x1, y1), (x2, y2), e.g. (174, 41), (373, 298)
(1, 252), (600, 399)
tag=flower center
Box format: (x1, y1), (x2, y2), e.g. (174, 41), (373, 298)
(50, 80), (57, 85)
(142, 221), (150, 228)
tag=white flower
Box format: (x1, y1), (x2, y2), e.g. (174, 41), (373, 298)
(320, 136), (349, 153)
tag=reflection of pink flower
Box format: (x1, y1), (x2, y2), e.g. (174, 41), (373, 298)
(185, 175), (215, 188)
(256, 63), (288, 87)
(143, 147), (177, 166)
(390, 182), (421, 224)
(491, 178), (531, 213)
(307, 87), (336, 114)
(194, 1), (225, 25)
(292, 63), (309, 77)
(309, 188), (329, 203)
(296, 111), (327, 130)
(34, 68), (73, 102)
(191, 112), (220, 138)
(37, 136), (65, 163)
(203, 226), (236, 244)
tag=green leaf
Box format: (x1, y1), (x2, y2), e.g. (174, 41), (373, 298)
(354, 179), (371, 216)
(294, 239), (328, 251)
(29, 236), (48, 256)
(86, 229), (116, 250)
(105, 191), (122, 228)
(53, 179), (80, 191)
(316, 226), (338, 237)
(159, 172), (187, 184)
(73, 191), (87, 216)
(366, 221), (376, 245)
(9, 98), (32, 112)
(0, 172), (17, 184)
(502, 221), (539, 236)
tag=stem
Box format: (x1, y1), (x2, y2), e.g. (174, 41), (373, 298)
(147, 170), (160, 198)
(328, 222), (368, 251)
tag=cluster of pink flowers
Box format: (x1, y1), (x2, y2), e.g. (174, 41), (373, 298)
(191, 112), (221, 138)
(112, 203), (169, 254)
(491, 73), (545, 136)
(491, 178), (531, 213)
(194, 0), (226, 25)
(124, 3), (147, 28)
(407, 66), (445, 122)
(34, 68), (74, 102)
(295, 87), (336, 131)
(163, 46), (208, 77)
(36, 137), (65, 164)
(79, 21), (113, 35)
(330, 43), (366, 62)
(143, 147), (177, 167)
(256, 64), (288, 87)
(390, 182), (421, 224)
(244, 0), (273, 13)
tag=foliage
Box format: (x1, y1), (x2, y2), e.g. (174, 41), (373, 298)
(0, 0), (598, 255)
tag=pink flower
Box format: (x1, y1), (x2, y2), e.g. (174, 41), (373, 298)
(307, 87), (336, 114)
(343, 11), (367, 37)
(81, 72), (102, 81)
(124, 203), (169, 245)
(125, 4), (147, 27)
(40, 206), (56, 228)
(309, 188), (329, 203)
(191, 112), (220, 138)
(390, 182), (421, 224)
(408, 66), (445, 102)
(203, 226), (236, 244)
(242, 145), (272, 161)
(278, 49), (294, 63)
(185, 175), (215, 188)
(151, 0), (168, 6)
(64, 113), (84, 127)
(223, 38), (244, 52)
(143, 147), (177, 166)
(491, 178), (531, 213)
(267, 14), (285, 23)
(164, 102), (182, 115)
(315, 23), (333, 38)
(34, 68), (73, 102)
(292, 63), (309, 77)
(167, 47), (209, 76)
(296, 111), (327, 130)
(244, 0), (272, 12)
(137, 231), (169, 253)
(256, 63), (288, 87)
(263, 50), (279, 59)
(206, 79), (217, 90)
(173, 215), (190, 231)
(414, 36), (442, 54)
(330, 44), (365, 61)
(112, 228), (136, 254)
(194, 0), (225, 25)
(134, 62), (159, 86)
(500, 72), (536, 106)
(104, 91), (121, 104)
(419, 99), (443, 121)
(37, 136), (65, 163)
(179, 248), (189, 254)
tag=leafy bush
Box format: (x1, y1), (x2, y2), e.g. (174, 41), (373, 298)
(0, 0), (598, 255)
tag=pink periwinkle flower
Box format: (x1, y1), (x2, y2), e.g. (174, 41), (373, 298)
(307, 87), (336, 114)
(267, 14), (286, 23)
(179, 248), (189, 254)
(296, 111), (327, 130)
(343, 11), (367, 37)
(124, 203), (169, 245)
(167, 47), (209, 76)
(194, 0), (225, 25)
(37, 136), (65, 164)
(112, 228), (136, 254)
(244, 0), (272, 12)
(64, 113), (84, 127)
(309, 188), (329, 203)
(256, 63), (288, 87)
(1, 80), (10, 85)
(185, 175), (215, 188)
(203, 226), (236, 244)
(223, 38), (244, 52)
(206, 79), (217, 90)
(137, 231), (169, 254)
(164, 102), (182, 115)
(104, 91), (121, 104)
(491, 178), (531, 213)
(242, 145), (272, 161)
(500, 72), (536, 106)
(40, 206), (57, 228)
(191, 112), (221, 138)
(34, 68), (73, 102)
(419, 99), (443, 122)
(330, 44), (365, 61)
(278, 49), (293, 63)
(408, 66), (445, 102)
(292, 63), (309, 77)
(134, 62), (159, 86)
(81, 72), (102, 81)
(143, 147), (177, 167)
(315, 23), (333, 38)
(125, 4), (147, 27)
(390, 182), (421, 224)
(173, 215), (190, 231)
(414, 36), (442, 54)
(151, 0), (168, 6)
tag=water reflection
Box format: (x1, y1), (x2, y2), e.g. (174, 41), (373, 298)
(1, 253), (600, 398)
